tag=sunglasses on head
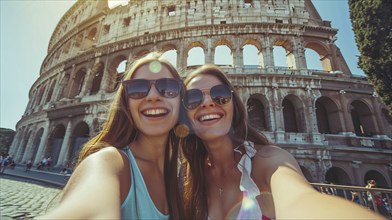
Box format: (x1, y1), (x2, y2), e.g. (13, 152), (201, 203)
(184, 84), (233, 110)
(122, 78), (181, 99)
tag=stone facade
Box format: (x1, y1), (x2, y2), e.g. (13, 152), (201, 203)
(9, 0), (392, 187)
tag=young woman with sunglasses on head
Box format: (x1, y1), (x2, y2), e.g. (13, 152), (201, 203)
(181, 64), (383, 220)
(39, 53), (185, 219)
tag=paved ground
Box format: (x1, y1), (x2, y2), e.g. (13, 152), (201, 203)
(0, 175), (62, 219)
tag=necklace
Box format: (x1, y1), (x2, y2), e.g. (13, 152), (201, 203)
(206, 142), (244, 197)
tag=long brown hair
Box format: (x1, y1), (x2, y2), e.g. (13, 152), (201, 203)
(77, 52), (185, 219)
(181, 64), (269, 219)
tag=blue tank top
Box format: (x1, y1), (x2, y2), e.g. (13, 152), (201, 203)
(120, 147), (169, 220)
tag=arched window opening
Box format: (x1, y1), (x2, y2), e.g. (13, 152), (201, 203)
(162, 49), (177, 68)
(282, 99), (298, 132)
(46, 124), (66, 166)
(187, 47), (205, 67)
(75, 34), (83, 48)
(247, 98), (267, 131)
(364, 170), (389, 188)
(17, 131), (32, 162)
(305, 48), (323, 71)
(70, 69), (86, 98)
(59, 75), (70, 100)
(45, 80), (57, 103)
(31, 128), (44, 163)
(214, 45), (232, 66)
(351, 101), (377, 137)
(273, 46), (288, 68)
(114, 60), (127, 90)
(316, 97), (342, 134)
(326, 167), (351, 185)
(84, 28), (97, 50)
(68, 122), (90, 164)
(316, 101), (331, 134)
(90, 63), (104, 95)
(305, 42), (332, 72)
(243, 44), (262, 68)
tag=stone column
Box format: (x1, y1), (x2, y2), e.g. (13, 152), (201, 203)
(205, 38), (214, 64)
(233, 46), (243, 68)
(370, 95), (384, 136)
(99, 55), (112, 93)
(350, 160), (363, 186)
(8, 129), (23, 157)
(65, 65), (77, 98)
(34, 122), (50, 164)
(21, 125), (38, 163)
(56, 120), (73, 167)
(338, 92), (355, 134)
(177, 43), (186, 73)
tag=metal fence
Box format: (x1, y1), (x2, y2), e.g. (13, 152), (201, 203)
(311, 183), (392, 218)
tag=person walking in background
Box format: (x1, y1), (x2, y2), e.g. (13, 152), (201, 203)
(38, 52), (186, 219)
(180, 64), (384, 220)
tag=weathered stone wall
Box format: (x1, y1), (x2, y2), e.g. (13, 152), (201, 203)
(10, 0), (392, 187)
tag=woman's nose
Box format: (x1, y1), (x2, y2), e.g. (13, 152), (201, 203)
(145, 84), (162, 101)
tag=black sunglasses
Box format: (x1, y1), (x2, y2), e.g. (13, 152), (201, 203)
(122, 78), (181, 99)
(184, 84), (233, 110)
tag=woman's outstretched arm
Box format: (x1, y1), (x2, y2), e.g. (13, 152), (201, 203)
(37, 147), (127, 219)
(253, 145), (385, 219)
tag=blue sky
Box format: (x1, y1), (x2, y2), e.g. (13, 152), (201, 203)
(0, 0), (362, 130)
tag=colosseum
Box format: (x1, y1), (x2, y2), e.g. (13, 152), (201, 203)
(9, 0), (392, 188)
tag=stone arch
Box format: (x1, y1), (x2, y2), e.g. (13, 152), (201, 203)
(273, 38), (296, 69)
(58, 74), (70, 100)
(316, 96), (343, 134)
(241, 38), (262, 51)
(109, 55), (128, 91)
(30, 128), (44, 163)
(364, 170), (389, 188)
(70, 68), (87, 98)
(68, 121), (90, 164)
(46, 124), (66, 165)
(242, 40), (263, 67)
(305, 41), (332, 72)
(17, 130), (32, 162)
(186, 41), (206, 67)
(35, 84), (47, 106)
(325, 166), (352, 185)
(134, 50), (151, 59)
(350, 100), (377, 137)
(161, 49), (177, 68)
(214, 38), (233, 66)
(75, 33), (83, 48)
(45, 79), (57, 103)
(90, 62), (104, 95)
(213, 38), (234, 51)
(84, 27), (97, 50)
(247, 94), (270, 131)
(282, 95), (306, 133)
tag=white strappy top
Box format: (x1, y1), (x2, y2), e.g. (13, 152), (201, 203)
(235, 141), (263, 219)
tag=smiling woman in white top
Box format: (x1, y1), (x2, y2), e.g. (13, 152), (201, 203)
(181, 64), (383, 220)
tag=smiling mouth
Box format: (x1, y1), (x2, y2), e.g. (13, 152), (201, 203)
(142, 108), (168, 117)
(198, 113), (222, 122)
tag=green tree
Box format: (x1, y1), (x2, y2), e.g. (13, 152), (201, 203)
(348, 0), (392, 114)
(0, 128), (16, 154)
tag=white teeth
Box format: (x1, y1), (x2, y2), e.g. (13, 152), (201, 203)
(199, 114), (221, 121)
(143, 109), (167, 115)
